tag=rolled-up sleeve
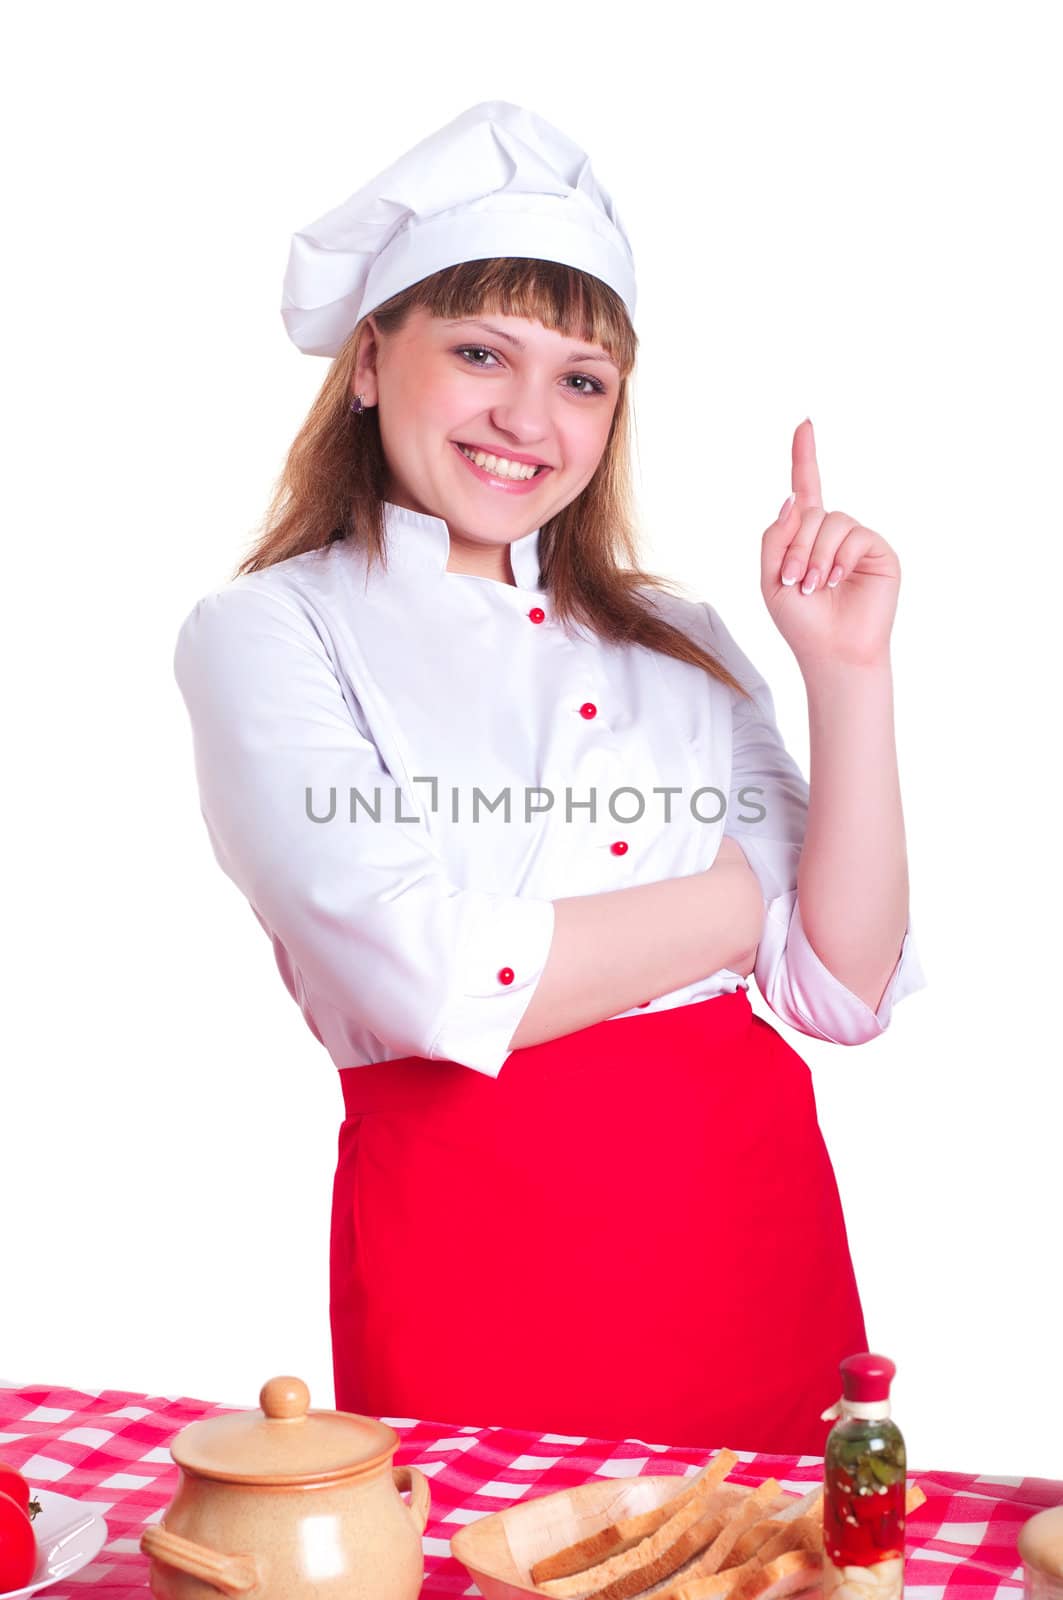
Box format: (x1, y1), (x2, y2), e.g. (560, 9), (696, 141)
(702, 601), (927, 1045)
(174, 583), (556, 1078)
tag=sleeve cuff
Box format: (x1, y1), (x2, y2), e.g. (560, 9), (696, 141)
(427, 893), (557, 1078)
(756, 891), (927, 1045)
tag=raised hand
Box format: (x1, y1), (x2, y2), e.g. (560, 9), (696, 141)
(760, 419), (900, 670)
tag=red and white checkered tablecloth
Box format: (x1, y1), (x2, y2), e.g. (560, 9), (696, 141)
(1, 1383), (1058, 1600)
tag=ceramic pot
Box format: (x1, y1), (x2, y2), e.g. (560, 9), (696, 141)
(141, 1375), (430, 1599)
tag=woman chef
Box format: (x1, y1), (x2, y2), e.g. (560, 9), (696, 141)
(174, 100), (925, 1456)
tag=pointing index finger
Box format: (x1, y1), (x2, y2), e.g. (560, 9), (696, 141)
(793, 417), (823, 509)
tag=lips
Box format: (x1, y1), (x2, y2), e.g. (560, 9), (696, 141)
(454, 441), (553, 469)
(451, 440), (552, 494)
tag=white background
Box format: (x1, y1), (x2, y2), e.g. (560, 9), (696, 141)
(4, 0), (1060, 1479)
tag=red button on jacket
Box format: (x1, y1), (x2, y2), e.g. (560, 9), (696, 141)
(528, 607), (546, 624)
(610, 841), (628, 856)
(498, 967), (515, 986)
(579, 702), (598, 719)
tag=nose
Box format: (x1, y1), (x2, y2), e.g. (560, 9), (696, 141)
(486, 375), (556, 445)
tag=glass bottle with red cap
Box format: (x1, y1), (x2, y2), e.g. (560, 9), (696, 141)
(821, 1352), (907, 1600)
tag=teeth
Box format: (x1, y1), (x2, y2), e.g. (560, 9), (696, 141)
(458, 444), (543, 481)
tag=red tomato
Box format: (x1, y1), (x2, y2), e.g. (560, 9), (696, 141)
(0, 1488), (37, 1592)
(0, 1466), (30, 1517)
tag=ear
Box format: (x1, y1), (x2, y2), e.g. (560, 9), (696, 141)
(351, 317), (381, 406)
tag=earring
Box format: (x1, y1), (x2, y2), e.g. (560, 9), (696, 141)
(350, 393), (367, 414)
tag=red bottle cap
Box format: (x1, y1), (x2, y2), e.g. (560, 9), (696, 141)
(839, 1352), (896, 1403)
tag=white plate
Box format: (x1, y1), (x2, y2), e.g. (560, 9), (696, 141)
(5, 1487), (109, 1597)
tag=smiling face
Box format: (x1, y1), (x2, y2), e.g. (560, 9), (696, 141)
(351, 305), (621, 581)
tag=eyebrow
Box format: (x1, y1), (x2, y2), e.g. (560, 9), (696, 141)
(441, 317), (618, 367)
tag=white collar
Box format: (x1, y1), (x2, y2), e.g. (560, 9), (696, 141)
(379, 500), (544, 593)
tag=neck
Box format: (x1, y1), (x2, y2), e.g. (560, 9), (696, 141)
(446, 535), (518, 585)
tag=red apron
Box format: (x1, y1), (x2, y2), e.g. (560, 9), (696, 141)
(330, 988), (867, 1456)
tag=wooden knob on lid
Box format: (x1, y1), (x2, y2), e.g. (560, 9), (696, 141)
(260, 1376), (310, 1420)
(1019, 1506), (1063, 1581)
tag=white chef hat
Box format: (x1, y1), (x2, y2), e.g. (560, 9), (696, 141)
(280, 100), (637, 358)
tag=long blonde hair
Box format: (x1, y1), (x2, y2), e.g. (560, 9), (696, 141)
(235, 257), (752, 701)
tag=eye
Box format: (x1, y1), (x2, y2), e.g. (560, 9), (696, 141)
(566, 373), (607, 396)
(454, 344), (501, 368)
(452, 345), (607, 396)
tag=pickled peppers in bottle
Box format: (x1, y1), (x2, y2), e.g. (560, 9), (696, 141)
(821, 1353), (907, 1600)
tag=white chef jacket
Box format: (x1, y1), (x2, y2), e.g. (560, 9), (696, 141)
(173, 499), (926, 1079)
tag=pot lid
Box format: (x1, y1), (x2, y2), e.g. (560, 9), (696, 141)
(170, 1377), (398, 1485)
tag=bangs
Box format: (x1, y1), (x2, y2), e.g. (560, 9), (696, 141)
(400, 257), (637, 377)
